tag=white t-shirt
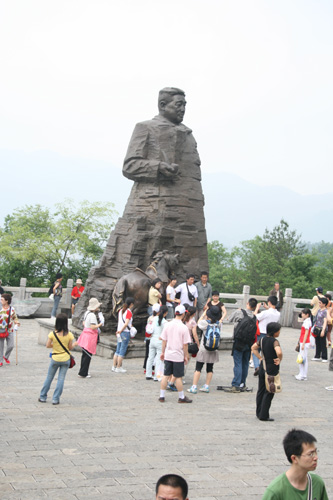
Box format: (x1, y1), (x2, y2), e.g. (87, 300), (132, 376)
(117, 309), (133, 332)
(84, 311), (97, 328)
(166, 285), (176, 307)
(175, 282), (198, 306)
(256, 308), (280, 334)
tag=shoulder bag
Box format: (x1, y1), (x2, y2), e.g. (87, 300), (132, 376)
(261, 338), (282, 394)
(0, 307), (11, 338)
(53, 331), (76, 368)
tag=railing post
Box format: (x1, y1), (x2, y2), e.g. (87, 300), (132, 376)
(242, 285), (250, 308)
(19, 278), (27, 300)
(282, 288), (293, 327)
(64, 279), (73, 310)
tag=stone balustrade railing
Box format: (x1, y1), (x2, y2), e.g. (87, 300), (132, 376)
(3, 279), (327, 327)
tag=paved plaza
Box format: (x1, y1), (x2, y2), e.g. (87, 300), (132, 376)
(1, 319), (332, 499)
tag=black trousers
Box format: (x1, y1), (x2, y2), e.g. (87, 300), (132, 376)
(315, 333), (327, 360)
(256, 363), (275, 420)
(143, 339), (150, 369)
(79, 348), (92, 377)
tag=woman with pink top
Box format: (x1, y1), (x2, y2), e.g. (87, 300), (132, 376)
(77, 298), (103, 378)
(295, 308), (312, 381)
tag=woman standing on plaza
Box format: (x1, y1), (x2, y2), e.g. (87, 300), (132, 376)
(146, 305), (168, 380)
(252, 322), (282, 421)
(187, 306), (221, 394)
(77, 298), (103, 378)
(50, 273), (63, 319)
(0, 293), (20, 366)
(112, 297), (135, 373)
(39, 313), (74, 404)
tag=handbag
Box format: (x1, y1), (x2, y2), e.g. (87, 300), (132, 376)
(295, 342), (300, 352)
(49, 294), (54, 301)
(186, 284), (195, 303)
(188, 342), (199, 355)
(0, 307), (11, 338)
(261, 338), (282, 394)
(312, 326), (322, 337)
(53, 331), (76, 368)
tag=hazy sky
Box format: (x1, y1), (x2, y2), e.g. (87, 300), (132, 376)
(1, 0), (332, 195)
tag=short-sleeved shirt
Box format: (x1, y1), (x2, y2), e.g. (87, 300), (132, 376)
(49, 331), (74, 362)
(175, 283), (198, 306)
(300, 317), (312, 343)
(117, 309), (133, 332)
(148, 287), (160, 306)
(161, 319), (191, 362)
(166, 285), (176, 307)
(314, 309), (327, 329)
(262, 472), (328, 500)
(84, 311), (98, 329)
(256, 308), (280, 334)
(186, 318), (197, 342)
(261, 336), (280, 376)
(71, 286), (85, 299)
(195, 281), (212, 310)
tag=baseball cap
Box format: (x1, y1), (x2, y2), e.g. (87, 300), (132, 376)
(175, 304), (186, 315)
(316, 287), (323, 293)
(152, 303), (161, 313)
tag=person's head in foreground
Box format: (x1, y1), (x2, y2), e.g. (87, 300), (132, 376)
(156, 474), (189, 500)
(283, 429), (318, 471)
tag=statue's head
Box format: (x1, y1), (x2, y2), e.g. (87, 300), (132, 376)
(158, 87), (186, 125)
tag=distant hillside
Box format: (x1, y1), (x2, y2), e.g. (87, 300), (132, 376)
(1, 149), (332, 247)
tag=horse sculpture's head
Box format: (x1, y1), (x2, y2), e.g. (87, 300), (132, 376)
(152, 250), (179, 272)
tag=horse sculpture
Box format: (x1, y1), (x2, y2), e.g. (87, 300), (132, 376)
(112, 251), (179, 318)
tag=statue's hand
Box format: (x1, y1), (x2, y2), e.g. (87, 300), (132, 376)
(160, 162), (179, 178)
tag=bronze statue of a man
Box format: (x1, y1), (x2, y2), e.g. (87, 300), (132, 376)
(73, 87), (208, 329)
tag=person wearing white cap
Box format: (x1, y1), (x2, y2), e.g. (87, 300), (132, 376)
(143, 303), (160, 374)
(77, 298), (103, 378)
(71, 279), (85, 315)
(159, 304), (193, 403)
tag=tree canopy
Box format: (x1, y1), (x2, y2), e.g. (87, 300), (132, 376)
(208, 219), (333, 299)
(0, 199), (117, 286)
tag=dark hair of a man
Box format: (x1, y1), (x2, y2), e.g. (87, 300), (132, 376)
(186, 273), (195, 280)
(158, 305), (168, 326)
(325, 293), (332, 301)
(1, 293), (12, 305)
(283, 429), (317, 463)
(268, 295), (278, 306)
(183, 305), (196, 323)
(319, 297), (328, 306)
(55, 313), (69, 336)
(55, 272), (63, 280)
(248, 298), (258, 310)
(266, 322), (281, 336)
(200, 271), (208, 277)
(156, 474), (188, 499)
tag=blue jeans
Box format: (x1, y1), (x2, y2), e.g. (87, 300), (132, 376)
(51, 295), (61, 317)
(232, 347), (251, 387)
(253, 333), (266, 369)
(40, 358), (70, 403)
(115, 331), (130, 358)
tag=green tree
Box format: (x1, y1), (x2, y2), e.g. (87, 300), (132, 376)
(0, 199), (117, 286)
(207, 241), (244, 293)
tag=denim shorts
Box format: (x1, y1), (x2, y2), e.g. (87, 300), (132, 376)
(115, 331), (130, 357)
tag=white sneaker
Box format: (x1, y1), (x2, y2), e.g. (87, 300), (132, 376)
(249, 360), (254, 368)
(115, 367), (127, 373)
(322, 359), (328, 363)
(311, 358), (321, 361)
(325, 386), (333, 391)
(295, 375), (303, 381)
(111, 366), (115, 372)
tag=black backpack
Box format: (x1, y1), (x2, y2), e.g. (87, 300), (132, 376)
(233, 309), (257, 350)
(48, 284), (54, 296)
